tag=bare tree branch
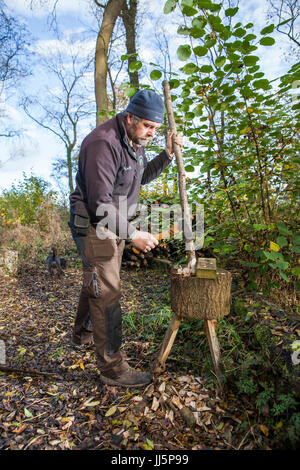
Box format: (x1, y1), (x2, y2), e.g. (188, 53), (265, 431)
(267, 0), (300, 58)
(21, 44), (94, 193)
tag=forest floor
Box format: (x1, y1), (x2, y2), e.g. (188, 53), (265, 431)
(0, 253), (299, 451)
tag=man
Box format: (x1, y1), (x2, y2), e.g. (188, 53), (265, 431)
(69, 89), (182, 388)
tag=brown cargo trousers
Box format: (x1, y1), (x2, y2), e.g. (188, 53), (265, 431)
(70, 218), (129, 377)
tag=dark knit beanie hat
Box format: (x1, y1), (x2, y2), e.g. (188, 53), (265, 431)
(126, 90), (164, 123)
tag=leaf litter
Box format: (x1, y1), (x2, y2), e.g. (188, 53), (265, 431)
(0, 258), (277, 450)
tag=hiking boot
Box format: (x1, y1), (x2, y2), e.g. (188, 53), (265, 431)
(100, 367), (152, 388)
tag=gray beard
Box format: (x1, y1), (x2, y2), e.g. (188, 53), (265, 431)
(134, 137), (150, 146)
(126, 125), (151, 147)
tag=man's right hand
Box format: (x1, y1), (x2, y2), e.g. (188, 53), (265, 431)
(131, 230), (159, 253)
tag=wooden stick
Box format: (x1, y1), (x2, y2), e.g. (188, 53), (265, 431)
(204, 320), (221, 378)
(0, 364), (62, 380)
(163, 80), (196, 267)
(153, 315), (181, 373)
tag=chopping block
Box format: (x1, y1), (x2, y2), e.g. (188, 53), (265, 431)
(153, 259), (232, 379)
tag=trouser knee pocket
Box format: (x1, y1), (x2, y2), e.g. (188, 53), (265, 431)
(83, 267), (100, 298)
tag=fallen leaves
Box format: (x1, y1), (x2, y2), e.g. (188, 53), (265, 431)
(0, 258), (286, 450)
(105, 405), (118, 417)
(259, 424), (269, 437)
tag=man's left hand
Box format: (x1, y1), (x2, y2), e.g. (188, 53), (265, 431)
(166, 131), (183, 156)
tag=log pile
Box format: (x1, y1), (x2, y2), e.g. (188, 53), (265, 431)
(122, 240), (178, 270)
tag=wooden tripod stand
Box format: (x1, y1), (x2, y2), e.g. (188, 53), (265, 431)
(153, 268), (232, 379)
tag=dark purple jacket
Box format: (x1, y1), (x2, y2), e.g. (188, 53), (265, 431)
(70, 113), (171, 237)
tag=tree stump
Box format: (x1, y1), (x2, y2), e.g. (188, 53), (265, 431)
(171, 268), (232, 320)
(153, 267), (232, 379)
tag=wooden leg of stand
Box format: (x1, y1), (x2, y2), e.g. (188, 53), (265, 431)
(153, 315), (181, 373)
(204, 319), (221, 378)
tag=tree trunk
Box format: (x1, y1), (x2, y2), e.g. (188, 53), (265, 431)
(122, 0), (139, 89)
(94, 0), (124, 126)
(66, 147), (74, 193)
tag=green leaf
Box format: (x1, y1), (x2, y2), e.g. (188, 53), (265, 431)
(278, 17), (294, 27)
(169, 78), (180, 89)
(279, 271), (290, 282)
(129, 60), (142, 72)
(181, 88), (190, 97)
(190, 27), (206, 38)
(150, 70), (162, 81)
(192, 16), (207, 29)
(215, 56), (226, 67)
(177, 44), (191, 61)
(253, 79), (270, 90)
(260, 24), (275, 35)
(185, 164), (195, 172)
(185, 111), (195, 120)
(244, 33), (257, 41)
(200, 64), (213, 73)
(277, 222), (291, 236)
(181, 0), (193, 6)
(181, 63), (199, 74)
(276, 236), (288, 248)
(198, 0), (214, 8)
(244, 55), (259, 66)
(276, 259), (290, 270)
(291, 266), (300, 278)
(234, 28), (246, 38)
(263, 251), (280, 261)
(164, 0), (177, 14)
(225, 7), (239, 16)
(253, 223), (268, 231)
(178, 25), (191, 35)
(182, 6), (198, 16)
(125, 87), (138, 97)
(121, 53), (138, 61)
(260, 37), (275, 46)
(194, 46), (208, 57)
(205, 37), (217, 48)
(292, 233), (300, 245)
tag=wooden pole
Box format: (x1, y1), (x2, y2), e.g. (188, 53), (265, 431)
(204, 320), (221, 378)
(153, 315), (181, 373)
(163, 80), (196, 269)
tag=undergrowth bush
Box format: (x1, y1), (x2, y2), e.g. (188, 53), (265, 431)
(0, 173), (70, 259)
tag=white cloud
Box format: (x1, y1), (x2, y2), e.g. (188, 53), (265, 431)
(31, 37), (95, 58)
(7, 0), (90, 17)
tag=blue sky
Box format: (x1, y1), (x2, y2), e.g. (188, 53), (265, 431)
(0, 0), (294, 196)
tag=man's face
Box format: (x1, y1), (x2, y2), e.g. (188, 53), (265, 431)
(125, 113), (161, 146)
